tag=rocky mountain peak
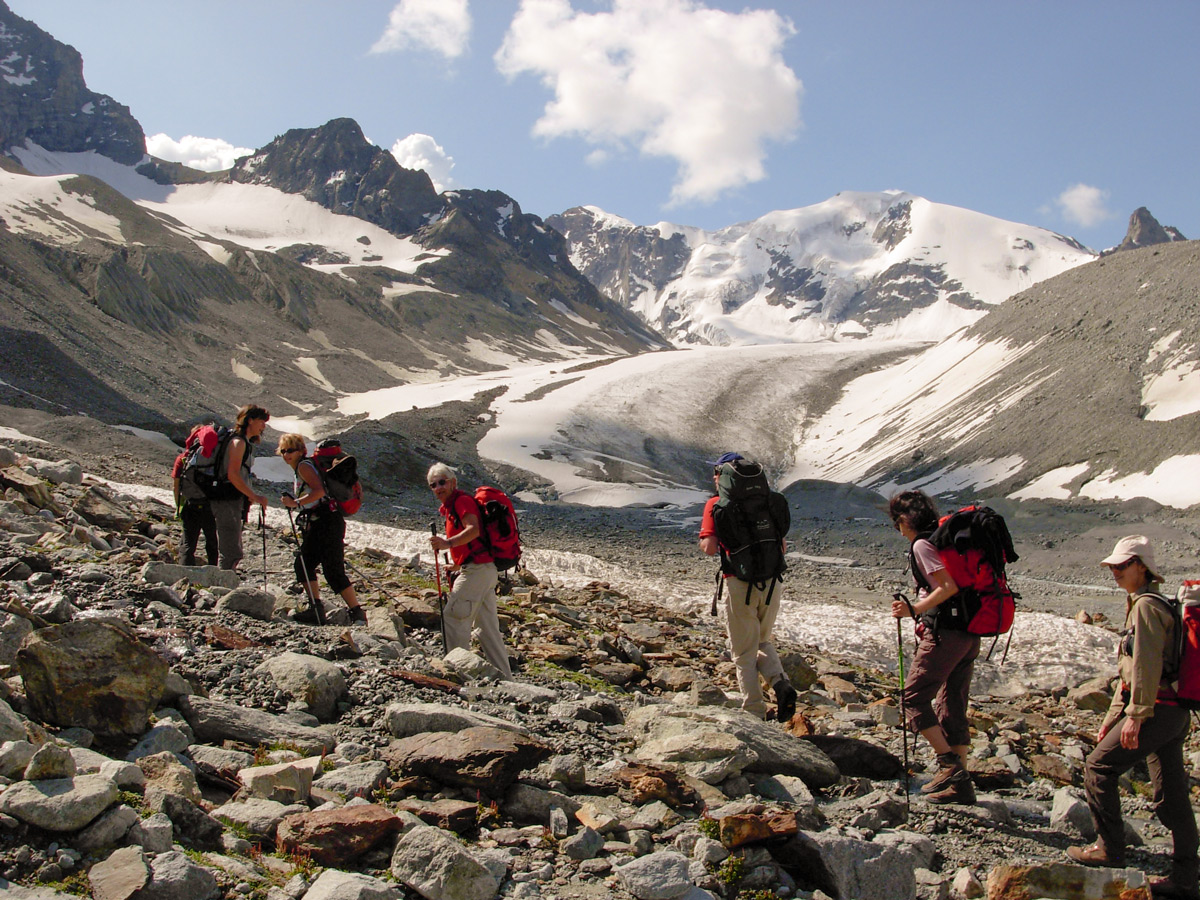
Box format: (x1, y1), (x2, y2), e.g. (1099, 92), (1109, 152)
(227, 117), (442, 235)
(0, 0), (144, 165)
(1112, 206), (1188, 253)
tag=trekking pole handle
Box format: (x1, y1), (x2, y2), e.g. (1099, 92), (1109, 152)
(893, 591), (917, 621)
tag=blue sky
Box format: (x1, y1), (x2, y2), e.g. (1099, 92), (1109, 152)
(10, 0), (1198, 250)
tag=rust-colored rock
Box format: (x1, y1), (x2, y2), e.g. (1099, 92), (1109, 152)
(276, 804), (403, 865)
(719, 809), (799, 848)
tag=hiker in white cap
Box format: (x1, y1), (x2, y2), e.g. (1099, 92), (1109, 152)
(1069, 535), (1198, 899)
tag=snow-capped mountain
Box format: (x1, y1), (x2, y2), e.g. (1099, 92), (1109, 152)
(547, 193), (1096, 346)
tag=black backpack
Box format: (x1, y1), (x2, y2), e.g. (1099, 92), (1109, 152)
(711, 459), (790, 594)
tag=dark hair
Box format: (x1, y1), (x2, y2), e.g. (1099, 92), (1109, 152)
(235, 404), (270, 430)
(888, 490), (940, 534)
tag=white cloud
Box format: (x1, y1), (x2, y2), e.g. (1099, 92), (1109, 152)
(390, 133), (456, 191)
(371, 0), (471, 59)
(1055, 183), (1115, 228)
(495, 0), (801, 206)
(146, 134), (254, 172)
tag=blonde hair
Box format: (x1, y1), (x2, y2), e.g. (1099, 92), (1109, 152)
(277, 433), (307, 455)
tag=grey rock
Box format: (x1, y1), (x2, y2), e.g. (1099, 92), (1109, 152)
(126, 724), (191, 762)
(256, 652), (348, 721)
(0, 614), (34, 668)
(140, 561), (239, 590)
(74, 804), (140, 853)
(155, 793), (224, 851)
(503, 784), (582, 824)
(29, 595), (77, 624)
(217, 586), (278, 621)
(35, 460), (82, 485)
(88, 845), (150, 900)
(238, 757), (320, 804)
(1050, 787), (1095, 839)
(0, 774), (119, 831)
(615, 851), (693, 899)
(212, 797), (307, 842)
(23, 742), (76, 780)
(314, 760), (390, 800)
(390, 823), (501, 900)
(304, 869), (403, 900)
(561, 826), (604, 860)
(139, 849), (220, 900)
(805, 830), (917, 900)
(177, 695), (336, 755)
(443, 647), (502, 681)
(385, 702), (529, 738)
(128, 812), (175, 854)
(0, 740), (36, 778)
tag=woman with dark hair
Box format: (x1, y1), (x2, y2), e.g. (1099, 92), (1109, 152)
(1069, 536), (1197, 899)
(889, 489), (978, 805)
(277, 433), (366, 625)
(209, 404), (270, 571)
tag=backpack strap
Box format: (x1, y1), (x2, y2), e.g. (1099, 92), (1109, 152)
(447, 492), (490, 564)
(1138, 590), (1182, 680)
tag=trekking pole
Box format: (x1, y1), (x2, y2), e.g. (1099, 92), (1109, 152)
(893, 596), (912, 818)
(286, 506), (324, 625)
(430, 523), (448, 654)
(710, 570), (723, 616)
(258, 506), (268, 589)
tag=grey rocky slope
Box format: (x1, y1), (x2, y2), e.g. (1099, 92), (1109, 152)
(0, 440), (1197, 900)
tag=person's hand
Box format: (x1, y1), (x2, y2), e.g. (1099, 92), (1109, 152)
(1120, 717), (1141, 749)
(281, 494), (296, 510)
(892, 598), (915, 619)
(430, 534), (450, 552)
(1097, 721), (1112, 743)
(253, 493), (268, 509)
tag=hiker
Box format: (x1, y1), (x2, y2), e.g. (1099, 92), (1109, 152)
(1068, 536), (1198, 898)
(428, 463), (512, 678)
(699, 452), (797, 722)
(889, 489), (978, 805)
(277, 433), (366, 625)
(171, 424), (219, 567)
(209, 404), (270, 571)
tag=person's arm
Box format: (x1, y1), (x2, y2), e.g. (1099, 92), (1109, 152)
(283, 461), (325, 511)
(700, 535), (719, 556)
(225, 438), (267, 508)
(893, 541), (957, 618)
(172, 476), (181, 509)
(1120, 596), (1170, 748)
(431, 511), (480, 552)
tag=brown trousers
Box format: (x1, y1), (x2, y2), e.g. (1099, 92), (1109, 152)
(1084, 703), (1198, 867)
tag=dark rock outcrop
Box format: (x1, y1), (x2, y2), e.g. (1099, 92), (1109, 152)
(0, 0), (144, 164)
(1112, 206), (1188, 253)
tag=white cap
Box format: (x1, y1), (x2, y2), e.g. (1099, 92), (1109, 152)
(1100, 535), (1162, 582)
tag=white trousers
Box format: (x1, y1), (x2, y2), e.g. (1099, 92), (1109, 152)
(725, 577), (784, 718)
(444, 562), (512, 679)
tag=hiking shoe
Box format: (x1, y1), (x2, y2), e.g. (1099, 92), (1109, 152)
(926, 770), (975, 805)
(347, 605), (367, 625)
(921, 752), (967, 794)
(1150, 875), (1200, 900)
(774, 679), (797, 722)
(1067, 843), (1121, 868)
(293, 601), (325, 624)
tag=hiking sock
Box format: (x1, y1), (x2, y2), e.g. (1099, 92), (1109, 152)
(922, 752), (967, 794)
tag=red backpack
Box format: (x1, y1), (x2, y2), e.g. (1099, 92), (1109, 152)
(451, 486), (522, 571)
(311, 439), (362, 516)
(912, 505), (1018, 639)
(1158, 582), (1200, 710)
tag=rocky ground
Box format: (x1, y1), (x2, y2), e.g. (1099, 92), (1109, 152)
(0, 420), (1198, 899)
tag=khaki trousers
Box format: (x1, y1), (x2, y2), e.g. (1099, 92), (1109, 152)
(725, 577), (784, 718)
(444, 562), (512, 679)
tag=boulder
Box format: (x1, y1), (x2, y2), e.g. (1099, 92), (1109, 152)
(71, 486), (135, 531)
(212, 797), (307, 842)
(390, 824), (501, 900)
(304, 869), (404, 900)
(987, 862), (1150, 900)
(277, 805), (405, 865)
(17, 621), (167, 736)
(140, 561), (239, 590)
(615, 851), (693, 899)
(384, 702), (529, 738)
(177, 695), (336, 755)
(313, 760), (390, 800)
(0, 774), (119, 831)
(217, 586), (278, 621)
(255, 652), (348, 721)
(384, 726), (551, 793)
(801, 734), (903, 779)
(625, 706), (840, 788)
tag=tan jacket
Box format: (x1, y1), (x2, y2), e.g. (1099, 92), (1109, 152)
(1102, 590), (1178, 728)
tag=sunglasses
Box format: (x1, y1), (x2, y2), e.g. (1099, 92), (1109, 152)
(429, 478), (449, 489)
(280, 448), (303, 456)
(1108, 558), (1138, 572)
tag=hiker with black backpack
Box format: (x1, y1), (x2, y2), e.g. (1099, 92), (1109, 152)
(428, 463), (512, 679)
(889, 490), (978, 805)
(171, 424), (218, 566)
(277, 433), (367, 626)
(209, 404), (271, 571)
(1068, 536), (1198, 899)
(699, 452), (797, 722)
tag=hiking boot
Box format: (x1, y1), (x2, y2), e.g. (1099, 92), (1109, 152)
(347, 605), (367, 625)
(925, 768), (975, 805)
(293, 601), (325, 624)
(1067, 843), (1122, 868)
(773, 678), (797, 722)
(922, 752), (967, 794)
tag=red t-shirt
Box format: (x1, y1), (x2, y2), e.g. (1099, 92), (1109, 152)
(700, 495), (719, 540)
(440, 489), (493, 567)
(171, 451), (187, 479)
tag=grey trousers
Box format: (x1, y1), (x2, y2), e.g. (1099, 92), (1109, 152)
(209, 498), (247, 571)
(444, 562), (511, 679)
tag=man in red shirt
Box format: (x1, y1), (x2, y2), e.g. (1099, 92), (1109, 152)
(428, 463), (512, 678)
(700, 452), (796, 721)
